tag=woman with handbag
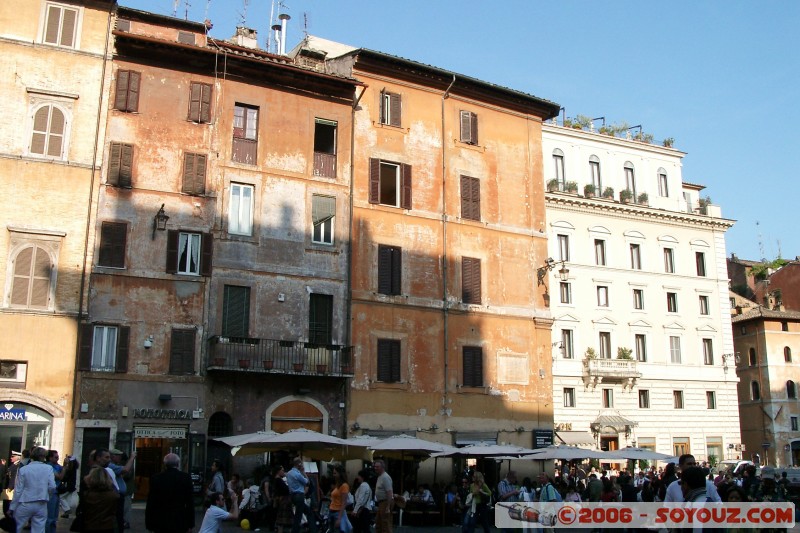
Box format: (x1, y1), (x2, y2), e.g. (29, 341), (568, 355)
(328, 466), (352, 533)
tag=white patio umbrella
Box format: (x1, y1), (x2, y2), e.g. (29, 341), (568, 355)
(369, 434), (458, 459)
(522, 445), (607, 461)
(431, 444), (538, 458)
(213, 428), (371, 460)
(604, 447), (675, 461)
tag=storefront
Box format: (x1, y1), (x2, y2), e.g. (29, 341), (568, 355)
(0, 403), (53, 459)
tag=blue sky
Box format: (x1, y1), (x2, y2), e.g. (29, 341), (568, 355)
(122, 0), (800, 262)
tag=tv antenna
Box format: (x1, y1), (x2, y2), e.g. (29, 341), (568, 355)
(757, 220), (766, 261)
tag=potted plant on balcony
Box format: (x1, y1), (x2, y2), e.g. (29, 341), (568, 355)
(620, 189), (633, 204)
(585, 347), (597, 360)
(212, 357), (225, 366)
(316, 364), (327, 374)
(698, 196), (712, 214)
(584, 184), (596, 198)
(293, 362), (305, 372)
(263, 359), (274, 370)
(663, 137), (675, 148)
(547, 178), (560, 192)
(565, 181), (578, 193)
(602, 187), (614, 199)
(637, 192), (649, 206)
(617, 347), (633, 360)
(238, 358), (251, 369)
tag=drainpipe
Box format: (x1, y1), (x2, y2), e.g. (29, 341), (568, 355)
(441, 75), (456, 424)
(72, 1), (114, 420)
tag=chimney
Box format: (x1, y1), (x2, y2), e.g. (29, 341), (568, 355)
(278, 13), (290, 55)
(233, 26), (258, 49)
(271, 24), (281, 54)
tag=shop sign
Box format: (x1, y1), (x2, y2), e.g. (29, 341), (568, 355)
(134, 427), (187, 439)
(534, 429), (554, 448)
(132, 408), (193, 420)
(0, 407), (25, 421)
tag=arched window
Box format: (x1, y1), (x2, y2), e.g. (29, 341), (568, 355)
(9, 245), (52, 309)
(749, 347), (757, 366)
(207, 411), (233, 437)
(657, 167), (668, 197)
(785, 347), (792, 363)
(589, 155), (601, 192)
(624, 161), (636, 197)
(30, 104), (66, 158)
(788, 381), (797, 399)
(553, 149), (565, 188)
(751, 381), (761, 401)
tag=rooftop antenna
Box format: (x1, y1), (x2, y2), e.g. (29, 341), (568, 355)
(757, 221), (766, 261)
(183, 0), (191, 21)
(777, 239), (782, 259)
(204, 0), (211, 21)
(237, 0), (249, 26)
(303, 12), (309, 38)
(172, 0), (180, 17)
(268, 0), (276, 52)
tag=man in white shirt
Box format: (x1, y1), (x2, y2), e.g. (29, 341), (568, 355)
(663, 454), (720, 503)
(9, 447), (56, 533)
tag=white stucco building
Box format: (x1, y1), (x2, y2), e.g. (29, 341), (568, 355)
(543, 123), (741, 464)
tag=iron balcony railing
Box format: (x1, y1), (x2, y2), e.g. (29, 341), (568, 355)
(208, 336), (353, 376)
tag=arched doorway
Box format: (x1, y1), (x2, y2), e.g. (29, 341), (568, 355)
(0, 403), (54, 461)
(269, 400), (324, 433)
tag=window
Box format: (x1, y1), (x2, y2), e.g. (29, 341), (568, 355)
(749, 348), (757, 366)
(673, 390), (684, 409)
(597, 286), (609, 307)
(785, 347), (792, 363)
(563, 388), (575, 408)
(30, 104), (66, 158)
(658, 169), (668, 197)
(560, 282), (572, 304)
(594, 239), (606, 266)
(672, 437), (689, 456)
(460, 110), (478, 145)
(703, 338), (714, 365)
(107, 142), (133, 187)
(557, 234), (570, 261)
(599, 332), (611, 359)
(98, 222), (127, 268)
(312, 195), (335, 245)
(308, 293), (333, 345)
(378, 245), (402, 295)
(79, 324), (129, 373)
(379, 91), (401, 127)
(793, 417), (799, 431)
(633, 289), (644, 310)
(782, 321), (789, 332)
(9, 245), (53, 309)
(169, 329), (195, 375)
(695, 252), (706, 277)
(602, 388), (613, 408)
(561, 330), (574, 359)
(113, 70), (140, 112)
(667, 292), (678, 313)
(221, 285), (250, 337)
(377, 339), (401, 383)
(177, 30), (195, 44)
(228, 183), (254, 236)
(232, 104), (258, 164)
(553, 149), (565, 189)
(42, 2), (79, 47)
(0, 361), (28, 386)
(624, 162), (636, 198)
(313, 118), (337, 178)
(630, 244), (641, 269)
(788, 380), (797, 400)
(460, 175), (481, 221)
(188, 82), (212, 123)
(669, 336), (681, 363)
(635, 334), (647, 362)
(182, 152), (206, 195)
(461, 257), (482, 304)
(663, 248), (675, 273)
(699, 295), (710, 315)
(166, 231), (212, 276)
(751, 380), (761, 400)
(462, 346), (483, 387)
(589, 155), (601, 192)
(638, 389), (650, 408)
(369, 158), (412, 209)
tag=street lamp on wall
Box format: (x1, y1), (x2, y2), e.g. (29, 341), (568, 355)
(152, 204), (169, 240)
(722, 352), (740, 372)
(537, 257), (569, 286)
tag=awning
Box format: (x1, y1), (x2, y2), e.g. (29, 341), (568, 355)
(455, 431), (497, 446)
(591, 415), (638, 434)
(555, 431), (596, 447)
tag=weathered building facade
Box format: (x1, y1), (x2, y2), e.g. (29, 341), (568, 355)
(292, 37), (561, 461)
(0, 0), (113, 458)
(76, 8), (359, 494)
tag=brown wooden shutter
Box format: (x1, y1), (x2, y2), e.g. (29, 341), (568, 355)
(169, 329), (196, 375)
(379, 90), (386, 124)
(128, 71), (141, 112)
(463, 346), (483, 387)
(377, 339), (401, 383)
(389, 93), (401, 127)
(60, 8), (76, 47)
(182, 153), (195, 193)
(46, 107), (65, 157)
(10, 247), (33, 306)
(389, 340), (401, 382)
(114, 71), (129, 110)
(200, 233), (213, 276)
(29, 246), (51, 308)
(470, 111), (478, 145)
(44, 5), (60, 44)
(222, 286), (250, 337)
(200, 84), (212, 123)
(189, 83), (201, 121)
(195, 154), (207, 194)
(377, 245), (392, 295)
(460, 175), (471, 219)
(115, 326), (130, 373)
(118, 144), (133, 187)
(166, 230), (179, 273)
(391, 245), (402, 295)
(369, 158), (380, 204)
(462, 257), (481, 304)
(78, 324), (94, 371)
(99, 222), (127, 268)
(30, 107), (49, 154)
(400, 163), (412, 210)
(460, 111), (471, 143)
(108, 143), (121, 185)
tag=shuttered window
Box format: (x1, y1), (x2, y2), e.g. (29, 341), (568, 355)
(30, 105), (65, 158)
(379, 91), (401, 127)
(368, 158), (411, 209)
(377, 339), (401, 383)
(78, 324), (129, 373)
(169, 329), (196, 375)
(222, 285), (250, 338)
(311, 195), (335, 245)
(113, 70), (141, 112)
(308, 294), (333, 345)
(460, 175), (481, 221)
(10, 245), (52, 309)
(98, 222), (127, 268)
(166, 230), (213, 276)
(378, 245), (401, 296)
(462, 346), (483, 387)
(462, 257), (481, 304)
(459, 110), (478, 145)
(188, 82), (212, 123)
(43, 3), (78, 48)
(182, 152), (207, 195)
(232, 104), (258, 164)
(107, 142), (133, 187)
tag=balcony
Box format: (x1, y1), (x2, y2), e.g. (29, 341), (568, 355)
(313, 152), (336, 178)
(583, 358), (641, 389)
(207, 336), (353, 377)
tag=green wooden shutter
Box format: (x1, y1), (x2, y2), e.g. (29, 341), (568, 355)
(170, 329), (196, 375)
(222, 286), (250, 338)
(308, 294), (333, 345)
